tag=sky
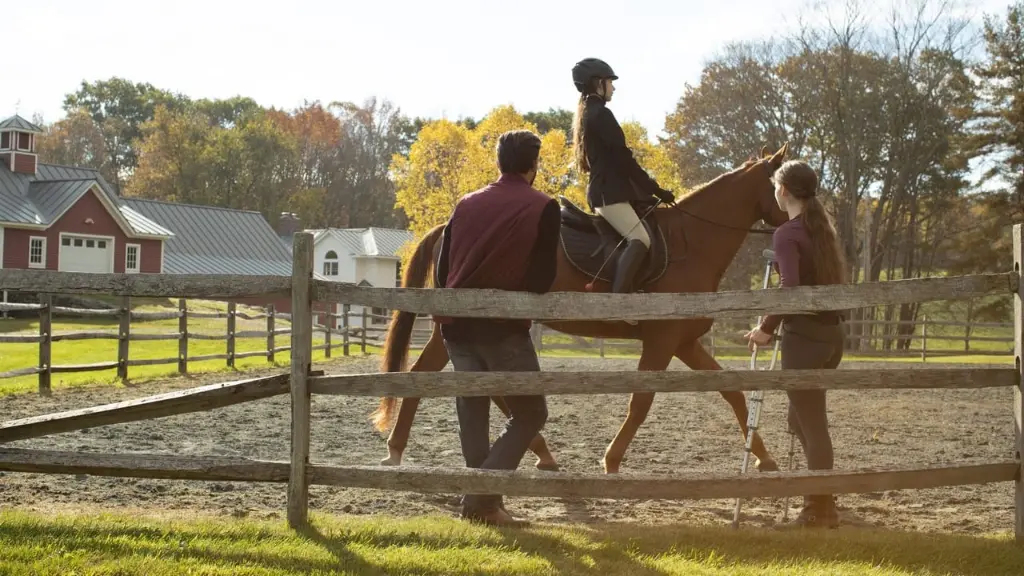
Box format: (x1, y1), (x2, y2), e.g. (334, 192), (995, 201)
(2, 0), (1014, 141)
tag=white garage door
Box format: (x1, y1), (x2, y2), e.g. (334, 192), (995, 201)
(59, 235), (113, 273)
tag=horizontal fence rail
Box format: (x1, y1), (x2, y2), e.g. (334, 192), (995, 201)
(0, 269), (291, 299)
(0, 448), (1014, 501)
(0, 373), (294, 443)
(309, 368), (1019, 397)
(312, 272), (1016, 321)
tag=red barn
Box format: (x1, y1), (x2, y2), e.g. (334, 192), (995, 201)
(0, 115), (173, 273)
(1, 113), (330, 316)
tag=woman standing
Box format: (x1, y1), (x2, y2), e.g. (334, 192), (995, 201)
(744, 159), (848, 529)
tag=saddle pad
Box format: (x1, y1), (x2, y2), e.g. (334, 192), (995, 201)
(560, 224), (670, 287)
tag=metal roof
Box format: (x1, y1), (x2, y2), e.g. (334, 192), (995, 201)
(119, 204), (174, 237)
(0, 115), (44, 133)
(122, 198), (298, 277)
(26, 180), (96, 222)
(308, 227), (415, 259)
(0, 162), (170, 237)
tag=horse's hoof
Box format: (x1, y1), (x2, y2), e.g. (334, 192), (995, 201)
(756, 458), (780, 473)
(602, 458), (621, 474)
(535, 461), (560, 472)
(380, 455), (401, 467)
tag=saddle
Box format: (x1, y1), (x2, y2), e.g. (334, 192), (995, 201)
(558, 196), (669, 288)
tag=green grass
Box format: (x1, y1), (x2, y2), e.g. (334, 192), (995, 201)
(0, 299), (369, 395)
(0, 509), (1020, 575)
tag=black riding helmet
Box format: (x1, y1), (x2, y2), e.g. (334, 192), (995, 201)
(572, 58), (618, 93)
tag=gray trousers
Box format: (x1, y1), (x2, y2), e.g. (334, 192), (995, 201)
(780, 317), (845, 474)
(444, 331), (548, 514)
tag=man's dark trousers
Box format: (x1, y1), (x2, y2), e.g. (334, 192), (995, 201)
(443, 330), (548, 515)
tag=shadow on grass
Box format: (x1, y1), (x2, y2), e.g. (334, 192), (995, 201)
(1, 509), (1020, 576)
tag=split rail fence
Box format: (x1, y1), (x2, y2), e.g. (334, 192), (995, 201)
(0, 228), (1021, 544)
(0, 300), (432, 392)
(532, 318), (1015, 360)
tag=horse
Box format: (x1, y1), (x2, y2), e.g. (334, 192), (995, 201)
(369, 143), (793, 474)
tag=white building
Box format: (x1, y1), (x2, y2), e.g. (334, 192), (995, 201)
(281, 222), (414, 329)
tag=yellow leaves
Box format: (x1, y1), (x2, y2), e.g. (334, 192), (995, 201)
(391, 105), (683, 262)
(620, 121), (686, 196)
(392, 119), (485, 239)
(536, 129), (573, 197)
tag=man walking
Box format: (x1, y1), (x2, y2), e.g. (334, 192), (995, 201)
(434, 129), (560, 527)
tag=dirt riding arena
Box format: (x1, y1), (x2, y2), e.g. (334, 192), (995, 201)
(0, 355), (1016, 534)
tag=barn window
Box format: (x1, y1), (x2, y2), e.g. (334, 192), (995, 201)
(322, 250), (339, 276)
(28, 237), (46, 268)
(125, 244), (140, 274)
(16, 133), (31, 151)
(0, 132), (9, 150)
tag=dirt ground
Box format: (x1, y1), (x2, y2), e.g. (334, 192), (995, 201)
(0, 354), (1017, 535)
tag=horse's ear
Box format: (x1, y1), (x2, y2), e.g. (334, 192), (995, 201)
(760, 145), (769, 158)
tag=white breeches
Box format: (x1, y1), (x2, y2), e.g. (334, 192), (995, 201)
(595, 202), (651, 248)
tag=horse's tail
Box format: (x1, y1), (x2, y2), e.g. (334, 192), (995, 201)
(370, 224), (445, 433)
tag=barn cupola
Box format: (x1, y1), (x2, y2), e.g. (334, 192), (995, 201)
(0, 114), (44, 176)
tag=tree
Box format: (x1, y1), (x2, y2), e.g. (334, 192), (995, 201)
(34, 108), (108, 175)
(63, 77), (187, 193)
(524, 108), (574, 138)
(971, 1), (1024, 210)
(127, 103), (301, 224)
(392, 119), (483, 239)
(329, 97), (414, 229)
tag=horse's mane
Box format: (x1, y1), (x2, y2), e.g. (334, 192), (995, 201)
(672, 160), (755, 206)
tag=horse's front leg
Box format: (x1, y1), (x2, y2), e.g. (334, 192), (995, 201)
(602, 331), (679, 474)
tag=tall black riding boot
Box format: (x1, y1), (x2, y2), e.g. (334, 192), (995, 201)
(612, 239), (648, 294)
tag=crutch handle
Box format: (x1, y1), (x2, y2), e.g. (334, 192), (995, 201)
(762, 248), (776, 262)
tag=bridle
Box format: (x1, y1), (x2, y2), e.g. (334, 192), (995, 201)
(658, 158), (780, 236)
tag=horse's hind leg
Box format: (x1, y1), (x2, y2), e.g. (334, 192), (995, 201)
(491, 396), (560, 471)
(381, 324), (450, 466)
(675, 339), (779, 472)
(602, 336), (677, 474)
(383, 325), (559, 470)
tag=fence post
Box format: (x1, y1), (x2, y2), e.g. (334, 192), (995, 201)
(342, 304), (350, 356)
(324, 310), (332, 359)
(1012, 224), (1024, 545)
(288, 232), (314, 529)
(267, 304), (275, 363)
(178, 299), (188, 374)
(117, 296), (130, 382)
(921, 315), (928, 363)
(361, 308), (368, 354)
(38, 294), (51, 394)
(226, 301), (236, 368)
(965, 299), (974, 352)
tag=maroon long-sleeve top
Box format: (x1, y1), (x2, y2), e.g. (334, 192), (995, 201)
(758, 217), (839, 333)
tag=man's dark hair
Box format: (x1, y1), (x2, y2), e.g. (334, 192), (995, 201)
(496, 129), (542, 174)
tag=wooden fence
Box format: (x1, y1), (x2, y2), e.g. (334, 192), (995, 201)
(0, 228), (1020, 545)
(532, 317), (1015, 360)
(0, 300), (433, 392)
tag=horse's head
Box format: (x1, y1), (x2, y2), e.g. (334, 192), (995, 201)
(744, 143), (790, 229)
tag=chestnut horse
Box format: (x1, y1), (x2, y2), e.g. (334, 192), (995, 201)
(370, 144), (792, 474)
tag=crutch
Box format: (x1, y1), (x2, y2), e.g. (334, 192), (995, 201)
(731, 249), (785, 528)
